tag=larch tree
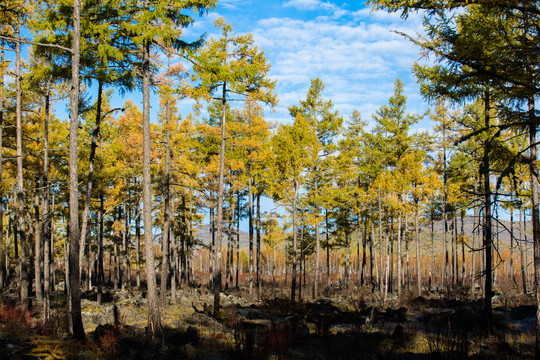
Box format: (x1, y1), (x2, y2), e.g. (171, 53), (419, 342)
(288, 78), (343, 298)
(271, 114), (318, 302)
(123, 0), (217, 336)
(188, 17), (276, 314)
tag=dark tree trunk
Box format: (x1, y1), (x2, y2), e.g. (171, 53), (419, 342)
(249, 174), (254, 297)
(527, 95), (540, 356)
(34, 190), (42, 302)
(97, 193), (104, 305)
(256, 192), (261, 296)
(482, 92), (493, 331)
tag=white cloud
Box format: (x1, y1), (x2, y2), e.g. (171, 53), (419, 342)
(283, 0), (337, 11)
(250, 11), (428, 125)
(219, 0), (247, 9)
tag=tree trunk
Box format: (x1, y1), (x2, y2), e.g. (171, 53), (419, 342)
(79, 81), (103, 279)
(67, 0), (85, 339)
(160, 99), (171, 305)
(136, 199), (141, 290)
(482, 92), (493, 330)
(527, 95), (540, 356)
(397, 213), (402, 300)
(34, 190), (42, 302)
(15, 29), (29, 315)
(236, 192), (240, 289)
(326, 211), (330, 287)
(142, 39), (162, 337)
(42, 80), (51, 320)
(97, 193), (104, 305)
(0, 46), (4, 291)
(361, 218), (367, 286)
(213, 82), (227, 315)
(249, 174), (254, 297)
(415, 207), (421, 296)
(256, 192), (261, 297)
(291, 179), (298, 302)
(345, 230), (350, 290)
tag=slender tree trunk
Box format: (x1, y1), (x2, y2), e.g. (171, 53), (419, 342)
(79, 81), (103, 279)
(213, 82), (227, 315)
(42, 80), (51, 320)
(461, 211), (465, 285)
(370, 222), (375, 290)
(471, 204), (477, 298)
(526, 96), (540, 356)
(256, 192), (261, 296)
(361, 218), (367, 286)
(248, 173), (254, 298)
(97, 193), (104, 305)
(142, 39), (161, 337)
(15, 30), (29, 315)
(51, 195), (55, 291)
(415, 207), (421, 296)
(291, 179), (298, 302)
(345, 230), (350, 290)
(171, 231), (177, 302)
(236, 192), (240, 289)
(430, 207), (434, 290)
(0, 45), (4, 291)
(326, 211), (330, 287)
(136, 199), (141, 290)
(510, 199), (515, 286)
(520, 208), (527, 294)
(483, 92), (493, 330)
(378, 185), (383, 296)
(34, 191), (42, 302)
(397, 213), (402, 300)
(160, 99), (171, 305)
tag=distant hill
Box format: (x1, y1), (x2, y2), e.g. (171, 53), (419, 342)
(193, 224), (251, 249)
(191, 215), (533, 252)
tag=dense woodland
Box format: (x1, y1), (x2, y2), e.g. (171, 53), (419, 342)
(1, 0), (540, 358)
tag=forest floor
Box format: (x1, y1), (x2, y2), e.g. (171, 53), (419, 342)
(0, 281), (536, 359)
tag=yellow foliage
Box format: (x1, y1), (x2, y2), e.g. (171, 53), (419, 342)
(27, 336), (72, 360)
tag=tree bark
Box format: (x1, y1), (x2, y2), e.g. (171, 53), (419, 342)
(142, 40), (162, 337)
(0, 45), (4, 291)
(34, 190), (42, 302)
(527, 95), (540, 356)
(97, 192), (104, 305)
(42, 79), (51, 320)
(15, 29), (29, 315)
(249, 173), (254, 297)
(79, 81), (103, 279)
(213, 81), (227, 315)
(482, 92), (493, 331)
(160, 96), (171, 305)
(415, 207), (421, 296)
(291, 179), (298, 302)
(68, 0), (84, 338)
(256, 192), (261, 297)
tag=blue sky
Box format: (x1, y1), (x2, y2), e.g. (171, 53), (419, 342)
(180, 0), (430, 130)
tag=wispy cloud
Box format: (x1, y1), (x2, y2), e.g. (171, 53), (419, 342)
(252, 11), (428, 126)
(283, 0), (337, 11)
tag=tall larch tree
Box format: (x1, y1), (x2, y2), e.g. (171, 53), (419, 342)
(188, 17), (276, 313)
